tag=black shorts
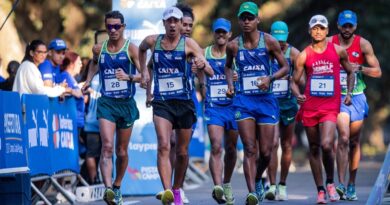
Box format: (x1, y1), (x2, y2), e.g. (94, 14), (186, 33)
(86, 132), (102, 158)
(152, 99), (197, 129)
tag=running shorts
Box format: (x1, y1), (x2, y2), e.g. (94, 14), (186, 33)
(205, 105), (238, 131)
(97, 96), (139, 129)
(233, 94), (279, 124)
(340, 93), (369, 122)
(152, 99), (197, 129)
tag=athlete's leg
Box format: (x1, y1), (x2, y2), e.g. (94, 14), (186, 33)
(320, 121), (337, 182)
(348, 120), (363, 185)
(305, 126), (323, 187)
(256, 124), (275, 183)
(154, 115), (174, 189)
(238, 119), (258, 192)
(170, 132), (176, 176)
(266, 124), (279, 185)
(336, 112), (350, 185)
(208, 125), (225, 185)
(113, 126), (133, 187)
(173, 128), (192, 189)
(223, 129), (239, 183)
(99, 118), (116, 187)
(279, 122), (295, 184)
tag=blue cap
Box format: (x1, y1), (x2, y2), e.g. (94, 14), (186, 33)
(271, 21), (289, 42)
(212, 18), (231, 32)
(48, 38), (67, 51)
(338, 10), (357, 26)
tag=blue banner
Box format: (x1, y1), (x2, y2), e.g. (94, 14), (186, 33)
(22, 94), (52, 176)
(189, 99), (206, 158)
(49, 97), (79, 174)
(113, 0), (177, 45)
(0, 91), (28, 174)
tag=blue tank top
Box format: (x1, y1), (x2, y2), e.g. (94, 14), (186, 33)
(152, 35), (192, 100)
(235, 32), (273, 95)
(204, 46), (232, 107)
(271, 46), (294, 99)
(98, 39), (136, 98)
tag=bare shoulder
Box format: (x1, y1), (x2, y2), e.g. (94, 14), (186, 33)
(263, 32), (278, 44)
(290, 46), (300, 59)
(359, 36), (373, 52)
(227, 37), (239, 52)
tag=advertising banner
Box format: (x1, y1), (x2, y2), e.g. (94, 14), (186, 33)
(0, 91), (28, 174)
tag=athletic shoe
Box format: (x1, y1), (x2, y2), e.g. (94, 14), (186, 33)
(156, 190), (164, 200)
(265, 184), (276, 200)
(173, 189), (183, 205)
(161, 189), (174, 205)
(346, 184), (358, 201)
(255, 179), (265, 202)
(212, 185), (226, 204)
(113, 187), (123, 205)
(180, 188), (190, 204)
(277, 184), (288, 201)
(245, 192), (259, 205)
(317, 190), (327, 204)
(223, 183), (235, 205)
(326, 183), (340, 202)
(336, 184), (346, 200)
(103, 188), (115, 205)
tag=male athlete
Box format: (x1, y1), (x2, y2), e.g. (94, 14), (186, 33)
(329, 10), (382, 201)
(291, 14), (355, 204)
(225, 2), (289, 204)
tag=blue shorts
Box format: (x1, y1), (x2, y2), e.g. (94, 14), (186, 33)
(205, 105), (237, 130)
(340, 93), (369, 122)
(233, 94), (279, 124)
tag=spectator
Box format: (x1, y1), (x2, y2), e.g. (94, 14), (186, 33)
(59, 51), (85, 136)
(75, 56), (91, 83)
(12, 39), (68, 97)
(0, 60), (20, 91)
(83, 71), (102, 184)
(39, 38), (67, 87)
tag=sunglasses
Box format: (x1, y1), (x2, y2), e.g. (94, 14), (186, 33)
(239, 15), (256, 21)
(106, 24), (123, 31)
(310, 18), (327, 25)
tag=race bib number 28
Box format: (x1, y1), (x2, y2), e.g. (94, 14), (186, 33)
(104, 78), (128, 92)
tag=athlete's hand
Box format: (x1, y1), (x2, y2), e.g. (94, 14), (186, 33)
(192, 57), (206, 73)
(257, 76), (271, 91)
(350, 63), (361, 73)
(344, 94), (352, 105)
(81, 81), (90, 94)
(233, 71), (238, 82)
(140, 74), (150, 89)
(115, 68), (130, 81)
(146, 94), (153, 108)
(296, 94), (306, 104)
(226, 87), (235, 98)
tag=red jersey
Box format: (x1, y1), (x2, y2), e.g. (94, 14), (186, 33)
(302, 42), (341, 111)
(331, 35), (364, 65)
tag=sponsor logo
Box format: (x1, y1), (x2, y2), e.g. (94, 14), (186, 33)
(352, 51), (360, 58)
(312, 60), (334, 74)
(158, 68), (180, 74)
(127, 166), (160, 180)
(235, 111), (241, 119)
(243, 65), (266, 71)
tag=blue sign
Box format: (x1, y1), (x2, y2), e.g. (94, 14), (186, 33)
(0, 91), (28, 174)
(49, 97), (79, 174)
(23, 94), (52, 176)
(113, 0), (177, 45)
(189, 99), (206, 158)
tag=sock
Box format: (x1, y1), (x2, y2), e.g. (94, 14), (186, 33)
(326, 179), (334, 185)
(317, 186), (325, 192)
(279, 182), (286, 186)
(113, 185), (120, 190)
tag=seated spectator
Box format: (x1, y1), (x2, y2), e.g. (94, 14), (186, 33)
(12, 39), (69, 97)
(0, 60), (20, 91)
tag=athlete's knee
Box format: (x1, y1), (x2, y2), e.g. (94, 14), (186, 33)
(349, 138), (360, 149)
(244, 145), (257, 158)
(338, 135), (349, 148)
(321, 142), (333, 153)
(225, 144), (237, 157)
(115, 147), (128, 159)
(101, 144), (114, 157)
(309, 143), (321, 156)
(175, 151), (188, 162)
(211, 144), (223, 156)
(280, 141), (292, 152)
(158, 141), (170, 156)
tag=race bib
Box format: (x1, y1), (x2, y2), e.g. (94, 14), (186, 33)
(243, 76), (261, 91)
(272, 79), (289, 97)
(310, 75), (334, 97)
(340, 70), (357, 90)
(210, 84), (228, 98)
(158, 77), (183, 92)
(104, 78), (128, 92)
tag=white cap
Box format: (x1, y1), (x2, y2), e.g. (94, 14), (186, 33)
(309, 15), (328, 28)
(162, 7), (183, 20)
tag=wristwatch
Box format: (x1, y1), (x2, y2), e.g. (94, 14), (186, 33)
(358, 65), (364, 72)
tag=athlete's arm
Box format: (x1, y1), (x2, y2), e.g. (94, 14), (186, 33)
(290, 46), (305, 87)
(259, 34), (289, 90)
(82, 44), (101, 93)
(139, 35), (157, 89)
(360, 38), (382, 78)
(225, 39), (238, 98)
(292, 50), (306, 104)
(186, 38), (214, 77)
(336, 45), (354, 105)
(128, 43), (141, 73)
